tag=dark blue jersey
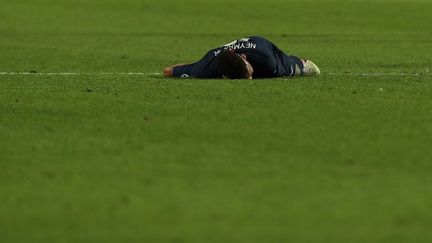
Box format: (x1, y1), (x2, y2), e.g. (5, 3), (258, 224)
(172, 36), (304, 79)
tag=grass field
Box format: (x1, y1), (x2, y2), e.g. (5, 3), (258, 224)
(1, 0), (432, 242)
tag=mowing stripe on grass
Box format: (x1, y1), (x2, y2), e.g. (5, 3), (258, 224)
(0, 72), (431, 77)
(327, 72), (431, 76)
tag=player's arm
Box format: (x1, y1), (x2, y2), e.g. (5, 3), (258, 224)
(164, 49), (218, 78)
(163, 63), (192, 77)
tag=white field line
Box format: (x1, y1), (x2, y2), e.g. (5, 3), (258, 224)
(0, 72), (160, 76)
(0, 72), (430, 77)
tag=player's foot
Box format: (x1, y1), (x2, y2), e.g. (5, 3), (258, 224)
(302, 59), (320, 75)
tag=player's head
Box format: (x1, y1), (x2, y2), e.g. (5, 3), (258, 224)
(213, 50), (253, 79)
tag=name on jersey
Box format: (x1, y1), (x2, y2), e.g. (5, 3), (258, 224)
(214, 39), (257, 56)
(224, 42), (257, 51)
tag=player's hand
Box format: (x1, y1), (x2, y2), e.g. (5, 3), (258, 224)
(163, 67), (173, 77)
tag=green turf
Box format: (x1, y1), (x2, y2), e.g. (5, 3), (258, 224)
(1, 0), (432, 242)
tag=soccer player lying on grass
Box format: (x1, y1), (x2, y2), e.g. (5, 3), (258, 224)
(163, 36), (320, 79)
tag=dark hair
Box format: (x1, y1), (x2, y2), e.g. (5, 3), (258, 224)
(213, 50), (250, 79)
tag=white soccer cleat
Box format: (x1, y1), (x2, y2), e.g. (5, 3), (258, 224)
(302, 59), (320, 75)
